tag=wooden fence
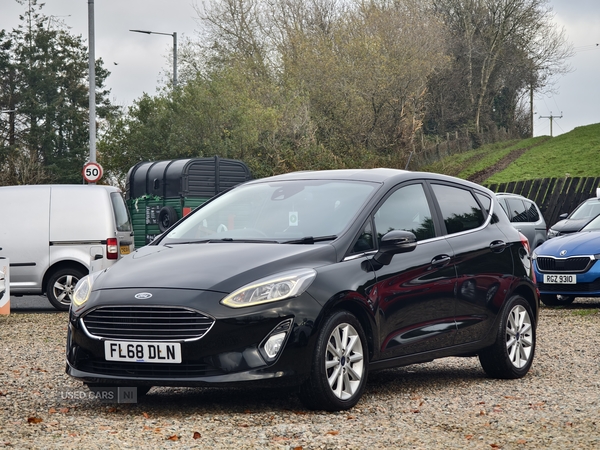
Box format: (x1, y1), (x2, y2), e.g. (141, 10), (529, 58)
(484, 177), (600, 227)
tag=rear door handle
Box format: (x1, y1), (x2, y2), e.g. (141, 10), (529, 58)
(490, 240), (507, 252)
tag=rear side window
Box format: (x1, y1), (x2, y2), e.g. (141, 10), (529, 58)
(506, 198), (528, 223)
(525, 200), (540, 222)
(110, 192), (132, 232)
(431, 184), (485, 234)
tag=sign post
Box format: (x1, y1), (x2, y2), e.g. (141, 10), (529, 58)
(83, 162), (103, 184)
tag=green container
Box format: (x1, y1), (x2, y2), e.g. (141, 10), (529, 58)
(125, 157), (252, 248)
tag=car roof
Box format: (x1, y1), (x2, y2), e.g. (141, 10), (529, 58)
(244, 168), (494, 193)
(496, 192), (528, 199)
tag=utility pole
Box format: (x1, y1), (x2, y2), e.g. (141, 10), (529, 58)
(130, 30), (178, 87)
(539, 112), (562, 137)
(88, 0), (96, 165)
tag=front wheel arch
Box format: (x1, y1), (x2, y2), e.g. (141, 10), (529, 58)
(298, 310), (369, 411)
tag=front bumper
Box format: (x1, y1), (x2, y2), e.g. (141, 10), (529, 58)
(534, 260), (600, 297)
(66, 288), (322, 388)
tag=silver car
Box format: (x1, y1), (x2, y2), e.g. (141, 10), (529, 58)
(496, 193), (547, 250)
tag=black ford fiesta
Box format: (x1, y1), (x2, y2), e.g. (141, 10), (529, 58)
(66, 169), (539, 411)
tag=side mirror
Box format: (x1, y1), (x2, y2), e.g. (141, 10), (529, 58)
(559, 213), (568, 220)
(373, 230), (417, 266)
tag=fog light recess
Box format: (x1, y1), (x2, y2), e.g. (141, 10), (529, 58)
(260, 319), (293, 362)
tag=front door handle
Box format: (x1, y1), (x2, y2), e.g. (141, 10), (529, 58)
(431, 254), (451, 268)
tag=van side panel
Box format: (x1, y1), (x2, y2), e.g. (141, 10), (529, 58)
(49, 186), (115, 242)
(0, 186), (51, 292)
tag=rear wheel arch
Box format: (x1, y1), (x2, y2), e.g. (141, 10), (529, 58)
(43, 261), (89, 310)
(512, 284), (539, 324)
(42, 261), (89, 295)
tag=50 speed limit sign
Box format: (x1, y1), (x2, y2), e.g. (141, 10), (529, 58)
(82, 162), (103, 183)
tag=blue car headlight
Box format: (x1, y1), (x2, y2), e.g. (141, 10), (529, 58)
(221, 268), (316, 308)
(547, 229), (560, 238)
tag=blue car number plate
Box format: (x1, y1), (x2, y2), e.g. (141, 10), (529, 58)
(104, 341), (182, 363)
(543, 274), (576, 284)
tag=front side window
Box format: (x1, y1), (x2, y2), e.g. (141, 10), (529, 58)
(374, 183), (435, 243)
(431, 184), (485, 234)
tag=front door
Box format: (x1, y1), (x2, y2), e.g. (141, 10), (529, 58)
(368, 182), (457, 359)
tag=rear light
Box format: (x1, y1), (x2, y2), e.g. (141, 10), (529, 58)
(107, 238), (118, 260)
(518, 231), (530, 255)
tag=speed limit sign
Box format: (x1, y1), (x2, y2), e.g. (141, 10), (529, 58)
(82, 162), (103, 183)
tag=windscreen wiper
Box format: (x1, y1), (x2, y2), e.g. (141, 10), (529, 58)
(166, 238), (278, 245)
(208, 238), (279, 243)
(282, 235), (337, 244)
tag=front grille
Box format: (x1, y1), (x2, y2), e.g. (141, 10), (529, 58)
(538, 279), (600, 293)
(536, 257), (595, 273)
(82, 306), (215, 340)
(78, 359), (224, 378)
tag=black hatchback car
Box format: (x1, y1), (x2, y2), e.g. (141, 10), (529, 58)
(66, 169), (539, 411)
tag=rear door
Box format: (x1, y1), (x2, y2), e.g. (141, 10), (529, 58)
(429, 183), (515, 345)
(109, 191), (134, 254)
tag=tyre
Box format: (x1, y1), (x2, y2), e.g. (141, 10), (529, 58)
(540, 294), (575, 307)
(46, 268), (86, 311)
(479, 295), (535, 379)
(158, 206), (179, 232)
(298, 310), (368, 411)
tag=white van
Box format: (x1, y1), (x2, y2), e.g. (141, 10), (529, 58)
(0, 185), (134, 310)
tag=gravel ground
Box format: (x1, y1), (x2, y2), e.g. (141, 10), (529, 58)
(1, 300), (599, 449)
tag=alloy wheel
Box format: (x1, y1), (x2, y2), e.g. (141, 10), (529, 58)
(505, 304), (533, 369)
(53, 274), (80, 306)
(325, 323), (365, 400)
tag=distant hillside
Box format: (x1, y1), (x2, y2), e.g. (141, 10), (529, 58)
(421, 123), (600, 184)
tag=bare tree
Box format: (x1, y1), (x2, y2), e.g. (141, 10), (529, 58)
(432, 0), (572, 134)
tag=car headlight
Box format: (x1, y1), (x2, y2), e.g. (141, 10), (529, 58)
(547, 229), (560, 238)
(221, 268), (317, 308)
(72, 271), (103, 307)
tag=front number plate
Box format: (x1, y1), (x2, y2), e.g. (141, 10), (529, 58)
(543, 274), (576, 284)
(104, 341), (182, 363)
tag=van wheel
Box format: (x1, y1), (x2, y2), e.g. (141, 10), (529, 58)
(47, 268), (85, 311)
(158, 206), (178, 232)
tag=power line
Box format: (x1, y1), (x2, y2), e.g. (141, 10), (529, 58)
(573, 43), (599, 53)
(539, 112), (563, 137)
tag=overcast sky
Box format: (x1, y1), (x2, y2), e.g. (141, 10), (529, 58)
(2, 0), (599, 137)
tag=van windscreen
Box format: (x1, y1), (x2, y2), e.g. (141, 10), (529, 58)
(110, 192), (132, 232)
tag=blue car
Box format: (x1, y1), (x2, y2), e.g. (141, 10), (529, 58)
(533, 214), (600, 306)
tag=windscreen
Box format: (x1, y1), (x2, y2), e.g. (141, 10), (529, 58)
(570, 199), (600, 220)
(164, 180), (376, 242)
